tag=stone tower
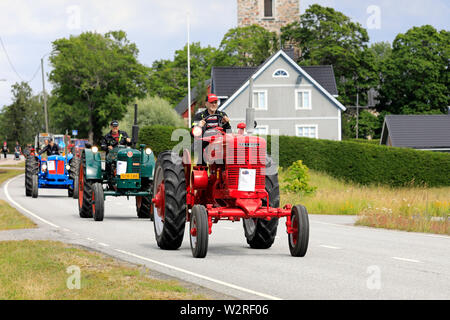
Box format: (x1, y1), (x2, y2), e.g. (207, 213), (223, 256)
(237, 0), (300, 34)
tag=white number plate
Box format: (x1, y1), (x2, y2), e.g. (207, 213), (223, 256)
(47, 161), (56, 171)
(238, 169), (256, 192)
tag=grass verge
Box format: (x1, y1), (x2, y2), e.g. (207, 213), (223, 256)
(0, 240), (205, 300)
(280, 169), (449, 235)
(0, 200), (37, 231)
(0, 161), (25, 168)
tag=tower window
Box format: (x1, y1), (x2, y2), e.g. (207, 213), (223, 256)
(264, 0), (273, 17)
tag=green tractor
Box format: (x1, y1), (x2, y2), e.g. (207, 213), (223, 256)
(77, 105), (156, 221)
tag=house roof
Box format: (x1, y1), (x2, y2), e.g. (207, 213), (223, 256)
(174, 79), (211, 115)
(211, 67), (257, 98)
(219, 50), (346, 112)
(381, 115), (450, 149)
(301, 66), (338, 96)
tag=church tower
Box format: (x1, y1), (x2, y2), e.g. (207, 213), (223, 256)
(237, 0), (300, 34)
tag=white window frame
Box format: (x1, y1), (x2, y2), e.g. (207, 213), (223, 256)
(254, 125), (269, 135)
(295, 89), (312, 110)
(273, 69), (289, 78)
(252, 90), (268, 110)
(295, 124), (319, 139)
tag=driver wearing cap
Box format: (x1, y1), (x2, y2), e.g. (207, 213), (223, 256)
(100, 120), (132, 153)
(191, 94), (231, 166)
(191, 94), (231, 132)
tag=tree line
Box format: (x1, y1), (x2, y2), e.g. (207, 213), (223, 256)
(1, 4), (448, 146)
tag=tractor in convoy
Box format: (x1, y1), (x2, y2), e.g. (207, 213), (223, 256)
(151, 115), (310, 258)
(25, 133), (79, 198)
(77, 105), (155, 221)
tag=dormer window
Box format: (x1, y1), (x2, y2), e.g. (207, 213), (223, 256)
(273, 69), (289, 78)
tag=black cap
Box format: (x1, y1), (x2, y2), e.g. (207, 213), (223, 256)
(110, 120), (119, 127)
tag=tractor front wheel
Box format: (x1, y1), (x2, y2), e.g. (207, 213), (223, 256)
(92, 182), (104, 222)
(78, 161), (93, 219)
(31, 174), (39, 198)
(190, 205), (209, 258)
(152, 151), (186, 250)
(288, 205), (309, 257)
(136, 179), (152, 220)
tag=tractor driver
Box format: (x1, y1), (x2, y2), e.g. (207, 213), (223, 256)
(38, 138), (60, 157)
(191, 94), (231, 166)
(100, 120), (132, 154)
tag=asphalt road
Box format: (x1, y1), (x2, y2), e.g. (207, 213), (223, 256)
(2, 174), (449, 300)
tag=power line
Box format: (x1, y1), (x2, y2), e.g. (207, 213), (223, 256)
(0, 35), (42, 84)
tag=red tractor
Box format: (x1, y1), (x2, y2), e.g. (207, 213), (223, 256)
(152, 116), (309, 258)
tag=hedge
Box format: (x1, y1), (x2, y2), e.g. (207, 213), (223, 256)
(139, 125), (450, 187)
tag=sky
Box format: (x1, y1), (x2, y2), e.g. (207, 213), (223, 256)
(0, 0), (449, 108)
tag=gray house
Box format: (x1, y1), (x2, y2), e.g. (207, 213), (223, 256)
(217, 50), (346, 140)
(381, 115), (450, 152)
(175, 49), (346, 140)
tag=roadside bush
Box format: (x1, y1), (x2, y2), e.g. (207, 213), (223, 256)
(140, 126), (450, 187)
(282, 160), (316, 195)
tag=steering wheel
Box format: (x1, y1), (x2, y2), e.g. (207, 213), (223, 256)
(201, 113), (225, 133)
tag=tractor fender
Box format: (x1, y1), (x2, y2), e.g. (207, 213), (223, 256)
(83, 149), (102, 180)
(141, 152), (156, 179)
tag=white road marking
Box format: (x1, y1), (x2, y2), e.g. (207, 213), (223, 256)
(63, 228), (71, 232)
(320, 245), (342, 250)
(392, 257), (421, 263)
(98, 243), (110, 247)
(4, 176), (60, 229)
(86, 238), (95, 241)
(113, 248), (282, 300)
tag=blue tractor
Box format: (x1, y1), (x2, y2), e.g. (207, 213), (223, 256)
(25, 148), (79, 199)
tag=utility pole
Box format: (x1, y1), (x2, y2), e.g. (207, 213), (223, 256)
(41, 58), (49, 133)
(187, 12), (192, 128)
(356, 91), (359, 139)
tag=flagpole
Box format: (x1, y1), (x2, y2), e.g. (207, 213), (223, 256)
(187, 12), (192, 128)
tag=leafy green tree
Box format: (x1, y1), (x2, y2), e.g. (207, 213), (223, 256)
(118, 96), (185, 135)
(148, 43), (217, 106)
(49, 31), (150, 143)
(377, 25), (449, 114)
(281, 4), (378, 106)
(0, 82), (45, 145)
(215, 25), (279, 67)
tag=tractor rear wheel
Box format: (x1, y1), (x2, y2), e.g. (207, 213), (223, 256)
(243, 155), (279, 249)
(25, 156), (38, 197)
(152, 151), (186, 250)
(289, 205), (309, 257)
(136, 178), (152, 220)
(190, 205), (209, 258)
(92, 182), (105, 221)
(78, 161), (93, 219)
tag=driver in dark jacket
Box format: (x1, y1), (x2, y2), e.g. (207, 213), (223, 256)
(101, 120), (132, 154)
(191, 94), (231, 165)
(38, 139), (60, 156)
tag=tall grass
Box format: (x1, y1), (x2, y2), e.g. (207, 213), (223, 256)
(280, 169), (449, 235)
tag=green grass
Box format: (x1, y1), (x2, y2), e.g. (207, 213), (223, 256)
(0, 241), (206, 300)
(0, 169), (25, 185)
(280, 169), (449, 235)
(0, 200), (37, 231)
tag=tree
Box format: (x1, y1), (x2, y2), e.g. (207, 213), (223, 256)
(281, 4), (378, 106)
(148, 43), (217, 106)
(119, 96), (185, 134)
(377, 25), (450, 114)
(49, 31), (150, 143)
(0, 82), (45, 145)
(215, 25), (279, 67)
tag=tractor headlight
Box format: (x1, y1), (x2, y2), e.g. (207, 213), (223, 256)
(66, 165), (71, 171)
(145, 148), (152, 155)
(41, 164), (47, 171)
(192, 126), (203, 137)
(92, 146), (99, 153)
